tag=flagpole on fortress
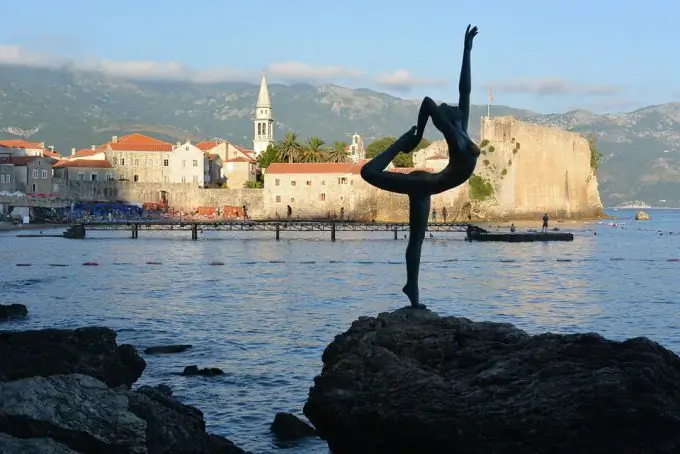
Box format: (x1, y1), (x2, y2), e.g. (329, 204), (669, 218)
(487, 88), (493, 118)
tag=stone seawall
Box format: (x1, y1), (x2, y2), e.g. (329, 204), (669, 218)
(54, 181), (265, 217)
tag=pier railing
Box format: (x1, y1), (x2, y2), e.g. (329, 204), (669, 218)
(77, 220), (471, 241)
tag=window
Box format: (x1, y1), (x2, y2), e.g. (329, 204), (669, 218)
(133, 175), (139, 182)
(41, 169), (48, 179)
(112, 157), (118, 166)
(319, 193), (326, 201)
(290, 197), (295, 202)
(163, 159), (169, 167)
(32, 184), (36, 191)
(163, 176), (169, 182)
(147, 159), (153, 167)
(182, 160), (186, 168)
(134, 159), (140, 167)
(5, 174), (10, 183)
(193, 160), (198, 167)
(275, 179), (280, 186)
(192, 175), (198, 183)
(306, 180), (312, 186)
(121, 158), (125, 166)
(90, 173), (97, 181)
(181, 176), (186, 183)
(321, 180), (325, 185)
(291, 180), (296, 186)
(106, 173), (114, 181)
(275, 196), (281, 202)
(32, 169), (39, 179)
(0, 175), (5, 183)
(78, 172), (85, 180)
(338, 177), (348, 184)
(186, 146), (190, 151)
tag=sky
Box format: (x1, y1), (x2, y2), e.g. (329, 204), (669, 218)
(1, 0), (679, 114)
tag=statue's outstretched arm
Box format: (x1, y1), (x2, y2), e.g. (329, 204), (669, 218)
(458, 25), (478, 132)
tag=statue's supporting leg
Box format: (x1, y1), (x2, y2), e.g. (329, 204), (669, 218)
(402, 194), (431, 309)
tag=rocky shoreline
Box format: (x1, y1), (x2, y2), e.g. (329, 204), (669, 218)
(4, 303), (680, 453)
(0, 304), (316, 453)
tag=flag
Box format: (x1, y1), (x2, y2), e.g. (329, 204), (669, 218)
(488, 88), (494, 103)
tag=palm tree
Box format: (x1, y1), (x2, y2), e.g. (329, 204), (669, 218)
(327, 141), (350, 163)
(303, 136), (326, 163)
(277, 131), (304, 163)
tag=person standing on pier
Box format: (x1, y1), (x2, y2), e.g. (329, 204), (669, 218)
(542, 213), (549, 233)
(242, 205), (249, 221)
(340, 206), (345, 221)
(359, 24), (480, 309)
(441, 206), (448, 223)
(286, 205), (292, 221)
(431, 208), (437, 223)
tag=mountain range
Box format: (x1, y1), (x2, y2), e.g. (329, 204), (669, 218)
(1, 64), (679, 207)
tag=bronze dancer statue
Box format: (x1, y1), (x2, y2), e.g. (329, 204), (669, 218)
(360, 25), (480, 309)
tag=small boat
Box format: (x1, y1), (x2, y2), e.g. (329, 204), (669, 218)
(466, 225), (574, 242)
(62, 224), (86, 239)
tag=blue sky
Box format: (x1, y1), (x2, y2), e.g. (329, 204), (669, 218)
(1, 0), (677, 114)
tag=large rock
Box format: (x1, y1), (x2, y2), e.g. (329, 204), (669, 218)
(304, 308), (680, 454)
(0, 326), (145, 388)
(0, 304), (27, 321)
(0, 375), (247, 454)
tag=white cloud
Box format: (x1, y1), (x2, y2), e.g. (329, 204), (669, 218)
(375, 69), (448, 91)
(0, 44), (365, 84)
(484, 77), (621, 96)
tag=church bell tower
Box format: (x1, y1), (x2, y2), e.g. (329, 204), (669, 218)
(253, 73), (275, 156)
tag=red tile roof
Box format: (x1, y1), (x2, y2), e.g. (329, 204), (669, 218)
(225, 157), (255, 163)
(0, 139), (44, 149)
(42, 150), (61, 159)
(266, 162), (364, 174)
(4, 156), (39, 166)
(233, 144), (253, 154)
(53, 159), (112, 169)
(196, 141), (222, 151)
(266, 161), (432, 175)
(107, 133), (173, 152)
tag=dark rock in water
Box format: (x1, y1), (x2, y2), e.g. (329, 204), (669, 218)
(145, 344), (193, 354)
(129, 384), (247, 453)
(0, 374), (247, 454)
(270, 412), (316, 441)
(182, 365), (224, 377)
(0, 326), (145, 388)
(0, 303), (27, 321)
(303, 308), (680, 454)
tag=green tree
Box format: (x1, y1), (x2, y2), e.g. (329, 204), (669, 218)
(364, 136), (431, 168)
(587, 134), (603, 173)
(303, 136), (326, 163)
(328, 141), (350, 163)
(257, 143), (282, 170)
(277, 131), (304, 163)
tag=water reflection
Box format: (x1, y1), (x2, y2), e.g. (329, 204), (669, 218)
(1, 210), (679, 453)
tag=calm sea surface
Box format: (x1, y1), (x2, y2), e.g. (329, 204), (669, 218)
(1, 208), (679, 453)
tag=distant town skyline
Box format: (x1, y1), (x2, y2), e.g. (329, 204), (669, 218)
(1, 0), (678, 114)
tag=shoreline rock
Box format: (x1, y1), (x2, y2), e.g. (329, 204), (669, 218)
(304, 308), (680, 454)
(0, 303), (27, 321)
(0, 326), (248, 454)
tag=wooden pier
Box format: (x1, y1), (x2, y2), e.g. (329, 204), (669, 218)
(77, 220), (472, 241)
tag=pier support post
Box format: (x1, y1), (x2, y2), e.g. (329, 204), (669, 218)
(275, 224), (280, 241)
(132, 224), (138, 239)
(191, 224), (198, 240)
(331, 222), (336, 242)
(394, 226), (398, 240)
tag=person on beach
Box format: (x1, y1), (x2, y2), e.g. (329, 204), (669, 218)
(442, 206), (448, 223)
(360, 24), (480, 309)
(542, 213), (549, 233)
